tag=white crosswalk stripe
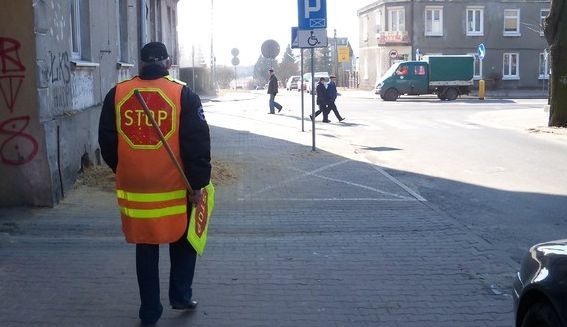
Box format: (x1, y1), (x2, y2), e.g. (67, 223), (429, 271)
(364, 119), (484, 130)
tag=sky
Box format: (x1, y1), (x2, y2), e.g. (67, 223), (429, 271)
(177, 0), (373, 67)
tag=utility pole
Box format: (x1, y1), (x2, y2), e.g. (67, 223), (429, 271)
(210, 0), (216, 92)
(334, 29), (339, 86)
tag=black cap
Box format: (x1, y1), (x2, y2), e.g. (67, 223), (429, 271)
(330, 75), (336, 78)
(268, 69), (274, 72)
(141, 42), (169, 63)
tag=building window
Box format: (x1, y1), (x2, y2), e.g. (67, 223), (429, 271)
(503, 9), (520, 36)
(71, 0), (81, 59)
(540, 9), (550, 36)
(117, 0), (129, 62)
(376, 10), (383, 34)
(466, 7), (484, 36)
(469, 53), (483, 79)
(388, 7), (405, 32)
(425, 7), (443, 36)
(503, 53), (519, 79)
(414, 65), (427, 76)
(539, 52), (550, 79)
(70, 0), (90, 60)
(362, 15), (368, 41)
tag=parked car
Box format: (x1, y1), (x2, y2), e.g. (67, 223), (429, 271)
(302, 72), (330, 94)
(513, 239), (567, 327)
(286, 76), (301, 90)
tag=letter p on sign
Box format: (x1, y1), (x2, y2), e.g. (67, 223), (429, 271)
(304, 0), (321, 18)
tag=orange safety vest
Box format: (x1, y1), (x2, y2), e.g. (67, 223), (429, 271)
(114, 76), (187, 244)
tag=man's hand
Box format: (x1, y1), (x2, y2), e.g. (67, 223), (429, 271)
(188, 189), (203, 206)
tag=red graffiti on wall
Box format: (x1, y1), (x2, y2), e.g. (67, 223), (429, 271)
(0, 116), (38, 166)
(0, 37), (26, 112)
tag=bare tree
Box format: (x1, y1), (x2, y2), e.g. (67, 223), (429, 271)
(544, 0), (567, 127)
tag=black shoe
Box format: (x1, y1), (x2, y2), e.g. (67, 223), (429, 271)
(268, 112), (275, 114)
(309, 115), (313, 121)
(323, 120), (331, 123)
(171, 300), (198, 310)
(277, 106), (282, 113)
(339, 117), (345, 122)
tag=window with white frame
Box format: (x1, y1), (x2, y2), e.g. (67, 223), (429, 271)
(425, 7), (443, 36)
(468, 53), (483, 79)
(539, 52), (550, 79)
(362, 15), (368, 41)
(503, 9), (520, 36)
(117, 0), (129, 62)
(503, 53), (519, 79)
(388, 7), (405, 32)
(71, 0), (81, 59)
(376, 9), (383, 34)
(466, 7), (484, 36)
(540, 9), (550, 36)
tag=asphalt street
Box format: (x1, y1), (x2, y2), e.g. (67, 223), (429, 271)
(0, 89), (564, 327)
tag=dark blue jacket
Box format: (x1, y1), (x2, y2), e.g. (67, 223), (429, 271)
(327, 81), (337, 102)
(316, 82), (328, 105)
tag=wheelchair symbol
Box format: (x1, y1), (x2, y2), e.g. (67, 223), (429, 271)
(307, 31), (320, 46)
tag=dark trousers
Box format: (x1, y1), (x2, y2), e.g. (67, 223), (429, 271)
(269, 94), (282, 113)
(136, 234), (197, 323)
(313, 104), (330, 122)
(327, 101), (343, 120)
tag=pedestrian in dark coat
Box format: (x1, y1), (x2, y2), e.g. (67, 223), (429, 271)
(267, 69), (282, 114)
(309, 77), (330, 123)
(326, 75), (345, 122)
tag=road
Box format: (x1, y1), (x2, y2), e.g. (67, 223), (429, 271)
(208, 90), (567, 264)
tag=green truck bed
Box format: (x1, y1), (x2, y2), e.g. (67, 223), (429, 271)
(426, 56), (474, 83)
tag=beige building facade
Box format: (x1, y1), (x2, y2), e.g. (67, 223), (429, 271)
(357, 0), (551, 90)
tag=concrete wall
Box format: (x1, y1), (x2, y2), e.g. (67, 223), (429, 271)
(0, 1), (52, 206)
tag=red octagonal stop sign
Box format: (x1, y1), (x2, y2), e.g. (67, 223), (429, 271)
(117, 89), (176, 149)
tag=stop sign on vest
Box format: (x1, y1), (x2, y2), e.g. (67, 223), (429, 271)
(117, 89), (177, 149)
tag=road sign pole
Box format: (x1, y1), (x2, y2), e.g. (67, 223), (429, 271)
(311, 47), (316, 151)
(301, 49), (305, 132)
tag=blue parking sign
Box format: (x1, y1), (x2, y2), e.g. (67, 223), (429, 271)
(298, 0), (327, 29)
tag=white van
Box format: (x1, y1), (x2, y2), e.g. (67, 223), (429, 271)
(303, 72), (330, 94)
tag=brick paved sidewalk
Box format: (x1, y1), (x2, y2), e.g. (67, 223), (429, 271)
(0, 98), (517, 326)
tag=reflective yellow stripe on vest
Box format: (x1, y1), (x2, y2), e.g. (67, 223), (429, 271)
(120, 205), (187, 219)
(117, 189), (187, 202)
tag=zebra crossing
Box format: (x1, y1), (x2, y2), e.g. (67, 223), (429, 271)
(361, 118), (483, 130)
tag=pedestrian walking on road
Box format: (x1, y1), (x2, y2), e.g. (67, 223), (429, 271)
(98, 41), (211, 325)
(267, 69), (283, 114)
(326, 75), (345, 122)
(310, 77), (331, 123)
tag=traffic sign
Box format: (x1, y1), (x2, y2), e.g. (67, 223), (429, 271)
(291, 27), (299, 49)
(298, 0), (327, 29)
(477, 43), (486, 61)
(298, 29), (328, 48)
(261, 39), (280, 59)
(389, 49), (398, 59)
(117, 89), (175, 149)
(338, 47), (349, 62)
